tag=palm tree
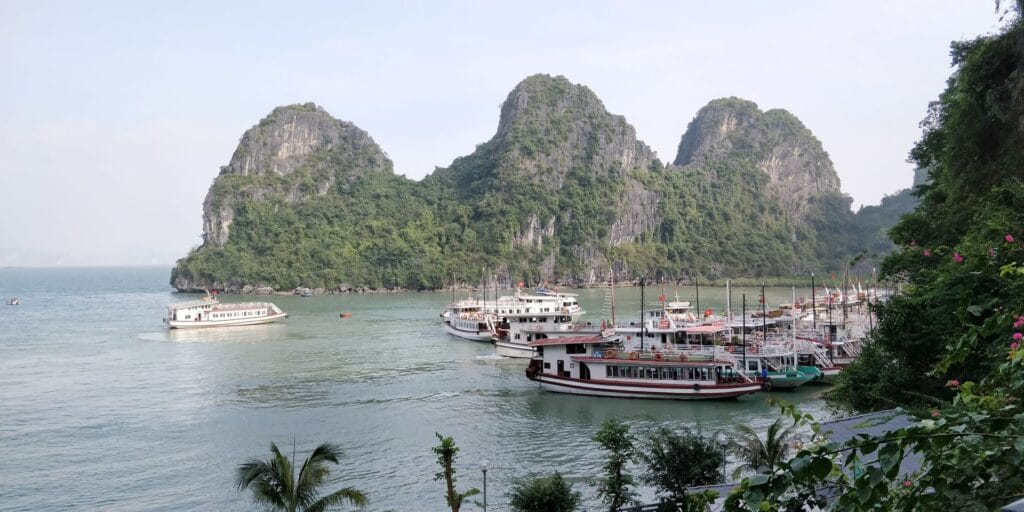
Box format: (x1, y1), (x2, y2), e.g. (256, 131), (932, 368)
(730, 418), (799, 479)
(236, 441), (368, 512)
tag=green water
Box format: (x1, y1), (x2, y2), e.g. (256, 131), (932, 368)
(0, 267), (836, 511)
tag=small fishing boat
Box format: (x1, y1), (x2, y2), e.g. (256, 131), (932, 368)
(6, 298), (20, 305)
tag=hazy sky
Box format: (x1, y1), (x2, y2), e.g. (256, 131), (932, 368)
(0, 1), (1005, 266)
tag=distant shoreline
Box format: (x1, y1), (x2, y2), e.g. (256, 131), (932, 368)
(173, 274), (889, 296)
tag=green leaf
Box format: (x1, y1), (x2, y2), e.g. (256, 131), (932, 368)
(747, 474), (770, 486)
(966, 304), (983, 316)
(810, 456), (832, 479)
(879, 443), (901, 475)
(859, 440), (878, 455)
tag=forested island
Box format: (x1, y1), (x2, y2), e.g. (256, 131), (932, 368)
(170, 77), (917, 293)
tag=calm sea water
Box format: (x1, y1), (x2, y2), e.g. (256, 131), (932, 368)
(0, 267), (836, 512)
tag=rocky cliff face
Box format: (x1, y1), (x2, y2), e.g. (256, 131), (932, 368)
(673, 98), (842, 227)
(491, 75), (659, 187)
(202, 103), (391, 246)
(426, 74), (663, 279)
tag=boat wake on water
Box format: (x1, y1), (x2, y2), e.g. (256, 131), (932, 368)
(473, 353), (509, 361)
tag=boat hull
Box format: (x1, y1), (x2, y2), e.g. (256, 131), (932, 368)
(528, 374), (761, 400)
(167, 312), (288, 329)
(494, 340), (534, 358)
(818, 367), (842, 384)
(763, 373), (813, 389)
(443, 322), (493, 342)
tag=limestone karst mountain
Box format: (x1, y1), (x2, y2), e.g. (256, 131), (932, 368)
(171, 75), (916, 292)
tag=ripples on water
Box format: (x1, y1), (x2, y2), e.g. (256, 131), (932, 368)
(0, 267), (836, 511)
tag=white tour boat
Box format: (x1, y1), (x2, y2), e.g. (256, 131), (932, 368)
(525, 335), (761, 399)
(441, 298), (498, 342)
(165, 294), (288, 329)
(492, 289), (585, 357)
(442, 287), (584, 346)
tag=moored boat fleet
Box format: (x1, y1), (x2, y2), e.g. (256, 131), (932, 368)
(441, 280), (881, 401)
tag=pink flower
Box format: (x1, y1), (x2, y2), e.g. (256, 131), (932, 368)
(910, 240), (917, 246)
(946, 379), (961, 388)
(931, 409), (940, 418)
(923, 249), (932, 257)
(990, 248), (997, 258)
(1012, 342), (1020, 350)
(903, 480), (913, 488)
(1015, 318), (1024, 329)
(1006, 234), (1015, 243)
(952, 253), (964, 263)
(1014, 332), (1023, 341)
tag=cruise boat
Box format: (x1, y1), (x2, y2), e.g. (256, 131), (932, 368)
(165, 294), (288, 329)
(441, 298), (498, 342)
(492, 289), (585, 357)
(525, 335), (761, 399)
(442, 287), (584, 346)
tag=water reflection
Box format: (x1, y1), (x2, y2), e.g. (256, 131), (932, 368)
(167, 323), (288, 343)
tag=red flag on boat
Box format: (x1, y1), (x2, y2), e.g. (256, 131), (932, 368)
(658, 294), (666, 303)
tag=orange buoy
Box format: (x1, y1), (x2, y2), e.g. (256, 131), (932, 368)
(339, 312), (352, 318)
(629, 351), (639, 360)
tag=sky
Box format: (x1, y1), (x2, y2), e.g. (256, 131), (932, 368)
(0, 1), (1007, 266)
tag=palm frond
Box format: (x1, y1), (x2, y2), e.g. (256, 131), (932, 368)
(270, 442), (297, 505)
(236, 452), (289, 509)
(305, 487), (368, 512)
(296, 443), (344, 506)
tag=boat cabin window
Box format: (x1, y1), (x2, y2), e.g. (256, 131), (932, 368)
(565, 344), (587, 355)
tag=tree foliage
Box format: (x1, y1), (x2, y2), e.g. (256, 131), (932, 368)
(235, 442), (367, 512)
(730, 418), (799, 479)
(722, 6), (1024, 509)
(832, 0), (1024, 412)
(639, 426), (726, 503)
(432, 433), (479, 512)
(592, 419), (638, 512)
(508, 473), (581, 512)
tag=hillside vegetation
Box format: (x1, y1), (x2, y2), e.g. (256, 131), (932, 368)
(172, 78), (916, 292)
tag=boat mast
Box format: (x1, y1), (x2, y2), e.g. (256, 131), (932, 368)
(611, 269), (617, 325)
(842, 264), (849, 326)
(726, 279), (732, 326)
(640, 277), (646, 351)
(811, 272), (816, 331)
(742, 293), (747, 367)
(761, 282), (767, 342)
(791, 286), (797, 349)
(695, 276), (700, 322)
